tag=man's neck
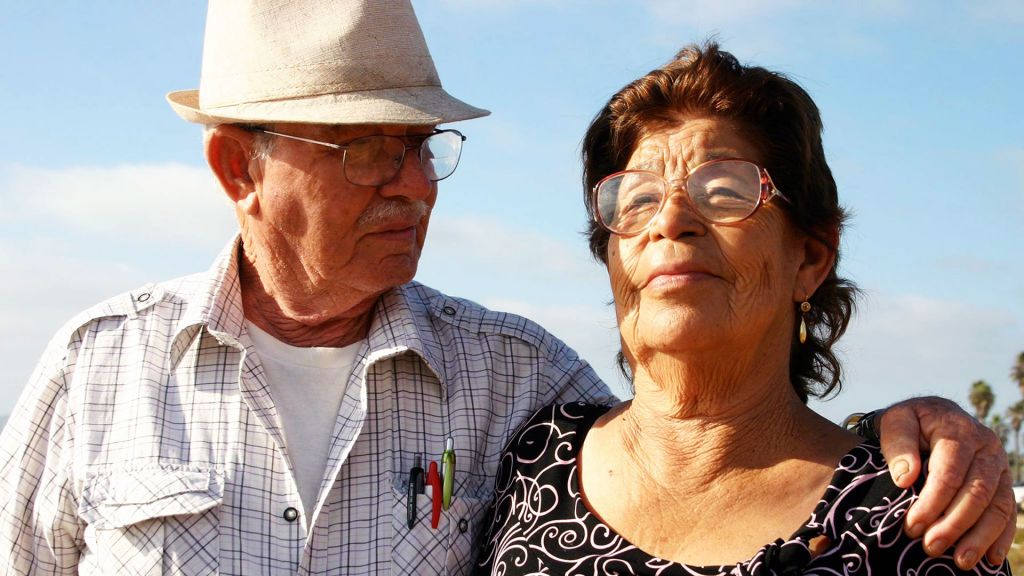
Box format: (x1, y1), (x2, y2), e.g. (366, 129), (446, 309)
(238, 249), (377, 348)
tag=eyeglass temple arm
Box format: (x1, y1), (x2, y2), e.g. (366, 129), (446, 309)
(762, 170), (791, 204)
(259, 130), (343, 150)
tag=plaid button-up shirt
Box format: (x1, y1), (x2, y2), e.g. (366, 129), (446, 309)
(0, 238), (612, 575)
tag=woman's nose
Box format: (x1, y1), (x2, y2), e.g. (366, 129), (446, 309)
(647, 182), (707, 240)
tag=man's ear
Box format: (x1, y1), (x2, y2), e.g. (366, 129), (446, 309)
(205, 125), (262, 215)
(794, 225), (838, 301)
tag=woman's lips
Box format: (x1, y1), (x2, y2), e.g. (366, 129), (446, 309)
(644, 271), (717, 291)
(641, 263), (719, 290)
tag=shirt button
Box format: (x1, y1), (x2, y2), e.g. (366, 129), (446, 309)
(136, 292), (151, 302)
(458, 518), (469, 533)
(283, 507), (299, 522)
(442, 305), (456, 315)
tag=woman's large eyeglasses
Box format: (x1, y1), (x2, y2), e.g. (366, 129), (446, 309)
(257, 128), (466, 187)
(592, 158), (790, 236)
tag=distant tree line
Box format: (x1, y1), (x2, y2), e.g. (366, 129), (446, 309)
(968, 352), (1024, 483)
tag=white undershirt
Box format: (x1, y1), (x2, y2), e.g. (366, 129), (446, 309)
(245, 321), (361, 527)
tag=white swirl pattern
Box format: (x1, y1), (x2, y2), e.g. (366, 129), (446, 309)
(474, 402), (1010, 576)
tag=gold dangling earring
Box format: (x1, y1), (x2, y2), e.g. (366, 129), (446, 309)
(799, 301), (812, 344)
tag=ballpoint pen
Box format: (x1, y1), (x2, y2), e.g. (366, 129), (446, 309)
(407, 455), (424, 529)
(441, 437), (455, 511)
(426, 460), (442, 529)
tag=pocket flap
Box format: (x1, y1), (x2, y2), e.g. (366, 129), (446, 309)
(80, 467), (223, 529)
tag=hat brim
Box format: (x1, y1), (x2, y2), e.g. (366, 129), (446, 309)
(167, 86), (489, 126)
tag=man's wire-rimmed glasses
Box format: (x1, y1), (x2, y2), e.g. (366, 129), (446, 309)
(257, 128), (466, 187)
(592, 158), (790, 236)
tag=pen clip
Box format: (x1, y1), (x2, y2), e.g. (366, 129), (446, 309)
(441, 437), (456, 511)
(406, 455), (425, 529)
(410, 454), (424, 494)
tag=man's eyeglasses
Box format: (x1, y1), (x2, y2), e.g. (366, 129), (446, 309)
(256, 128), (466, 187)
(592, 158), (790, 236)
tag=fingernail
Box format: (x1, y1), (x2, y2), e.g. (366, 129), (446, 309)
(892, 459), (909, 483)
(957, 550), (978, 569)
(928, 539), (949, 556)
(992, 548), (1007, 566)
(906, 522), (924, 538)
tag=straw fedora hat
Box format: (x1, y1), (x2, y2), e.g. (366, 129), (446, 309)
(167, 0), (489, 125)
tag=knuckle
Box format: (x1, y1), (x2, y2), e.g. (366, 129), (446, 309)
(991, 492), (1017, 522)
(998, 521), (1017, 546)
(928, 470), (965, 494)
(991, 506), (1016, 530)
(964, 478), (997, 507)
(976, 425), (999, 446)
(951, 411), (978, 434)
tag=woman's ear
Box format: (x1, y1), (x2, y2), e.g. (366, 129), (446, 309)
(205, 125), (262, 215)
(794, 225), (838, 301)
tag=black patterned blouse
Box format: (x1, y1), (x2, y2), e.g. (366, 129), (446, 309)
(474, 402), (1009, 576)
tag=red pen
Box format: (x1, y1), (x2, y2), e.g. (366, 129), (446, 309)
(426, 461), (442, 529)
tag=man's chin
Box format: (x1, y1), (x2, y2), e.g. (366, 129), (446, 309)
(369, 257), (420, 289)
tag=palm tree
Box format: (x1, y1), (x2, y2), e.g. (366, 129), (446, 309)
(1007, 401), (1024, 483)
(969, 380), (995, 421)
(1012, 351), (1024, 398)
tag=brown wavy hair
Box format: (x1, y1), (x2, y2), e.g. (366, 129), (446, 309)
(582, 42), (858, 401)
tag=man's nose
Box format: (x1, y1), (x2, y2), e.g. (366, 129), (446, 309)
(379, 151), (433, 200)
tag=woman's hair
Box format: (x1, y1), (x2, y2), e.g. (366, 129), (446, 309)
(582, 41), (858, 402)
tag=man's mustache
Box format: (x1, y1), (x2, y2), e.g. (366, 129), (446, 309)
(357, 199), (431, 228)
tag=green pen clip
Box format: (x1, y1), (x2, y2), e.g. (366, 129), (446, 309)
(441, 437), (455, 511)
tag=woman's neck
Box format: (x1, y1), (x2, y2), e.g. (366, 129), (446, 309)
(617, 370), (814, 489)
(578, 355), (860, 565)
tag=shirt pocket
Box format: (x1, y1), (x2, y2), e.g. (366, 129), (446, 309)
(78, 467), (224, 575)
(391, 483), (491, 576)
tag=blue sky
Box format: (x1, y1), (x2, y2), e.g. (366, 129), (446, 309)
(0, 1), (1022, 423)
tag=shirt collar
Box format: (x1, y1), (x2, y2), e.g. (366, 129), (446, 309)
(169, 236), (249, 367)
(362, 283), (448, 397)
(168, 235), (448, 391)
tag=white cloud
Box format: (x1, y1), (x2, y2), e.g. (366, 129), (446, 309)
(1, 163), (237, 249)
(0, 163), (237, 413)
(420, 213), (610, 298)
(812, 291), (1023, 422)
(0, 238), (154, 412)
(970, 0), (1024, 23)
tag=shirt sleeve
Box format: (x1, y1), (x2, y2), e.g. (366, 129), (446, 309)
(544, 335), (617, 407)
(0, 327), (84, 575)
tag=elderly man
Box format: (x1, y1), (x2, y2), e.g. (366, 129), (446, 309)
(0, 1), (1014, 575)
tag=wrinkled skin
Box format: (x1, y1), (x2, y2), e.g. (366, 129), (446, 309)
(605, 117), (1014, 568)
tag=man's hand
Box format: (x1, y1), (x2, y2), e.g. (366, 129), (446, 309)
(877, 396), (1015, 570)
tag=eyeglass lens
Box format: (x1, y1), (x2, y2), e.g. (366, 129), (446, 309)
(344, 131), (463, 186)
(596, 160), (764, 234)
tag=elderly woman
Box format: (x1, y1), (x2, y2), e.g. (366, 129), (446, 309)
(474, 44), (1010, 575)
